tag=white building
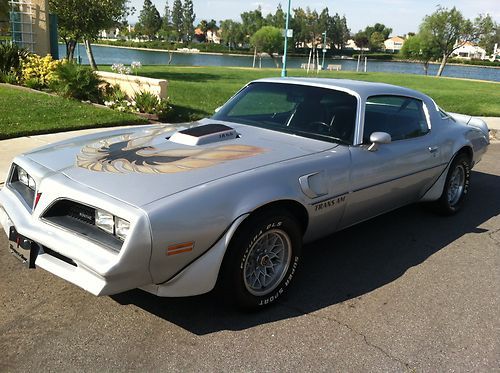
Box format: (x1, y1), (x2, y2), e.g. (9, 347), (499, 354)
(206, 30), (220, 44)
(100, 28), (120, 39)
(345, 39), (369, 51)
(384, 36), (405, 52)
(452, 42), (487, 60)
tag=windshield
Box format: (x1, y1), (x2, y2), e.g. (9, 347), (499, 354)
(212, 82), (358, 145)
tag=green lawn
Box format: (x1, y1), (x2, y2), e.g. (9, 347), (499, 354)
(0, 85), (147, 139)
(100, 65), (500, 122)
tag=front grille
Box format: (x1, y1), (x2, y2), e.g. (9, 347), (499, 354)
(67, 203), (95, 225)
(44, 200), (96, 226)
(42, 199), (122, 252)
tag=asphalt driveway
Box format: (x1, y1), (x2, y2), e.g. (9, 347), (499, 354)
(1, 144), (499, 372)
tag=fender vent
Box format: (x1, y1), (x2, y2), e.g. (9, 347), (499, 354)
(169, 123), (237, 146)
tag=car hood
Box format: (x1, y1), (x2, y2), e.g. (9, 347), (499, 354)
(24, 119), (337, 207)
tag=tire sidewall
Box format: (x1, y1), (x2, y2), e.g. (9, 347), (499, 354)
(225, 212), (302, 309)
(442, 154), (471, 214)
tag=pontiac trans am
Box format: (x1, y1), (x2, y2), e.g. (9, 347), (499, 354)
(0, 78), (490, 308)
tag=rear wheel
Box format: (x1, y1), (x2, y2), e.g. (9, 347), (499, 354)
(219, 210), (302, 309)
(435, 153), (471, 215)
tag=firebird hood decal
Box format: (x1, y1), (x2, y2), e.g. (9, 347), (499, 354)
(76, 127), (265, 174)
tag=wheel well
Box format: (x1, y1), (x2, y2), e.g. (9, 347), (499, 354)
(250, 200), (309, 234)
(456, 146), (473, 162)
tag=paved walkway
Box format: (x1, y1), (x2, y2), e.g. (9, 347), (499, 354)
(0, 118), (499, 185)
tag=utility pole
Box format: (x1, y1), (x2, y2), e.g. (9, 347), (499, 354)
(281, 0), (291, 77)
(321, 31), (327, 69)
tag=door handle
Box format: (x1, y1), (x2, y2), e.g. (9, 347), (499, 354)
(428, 146), (439, 153)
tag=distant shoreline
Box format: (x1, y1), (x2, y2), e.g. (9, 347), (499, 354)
(90, 42), (252, 58)
(90, 43), (500, 70)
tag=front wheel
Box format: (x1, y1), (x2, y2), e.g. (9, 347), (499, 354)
(219, 211), (302, 309)
(435, 153), (471, 215)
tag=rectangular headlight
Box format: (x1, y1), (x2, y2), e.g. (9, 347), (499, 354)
(95, 209), (114, 234)
(28, 175), (36, 190)
(115, 217), (130, 241)
(13, 165), (36, 190)
(17, 167), (29, 186)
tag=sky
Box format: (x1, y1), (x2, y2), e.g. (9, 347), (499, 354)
(128, 0), (500, 36)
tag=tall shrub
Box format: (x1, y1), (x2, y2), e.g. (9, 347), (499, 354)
(50, 62), (102, 102)
(0, 43), (30, 75)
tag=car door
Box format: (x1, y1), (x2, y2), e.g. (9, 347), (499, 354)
(339, 95), (444, 228)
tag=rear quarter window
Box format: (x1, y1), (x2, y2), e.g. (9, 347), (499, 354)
(364, 95), (429, 142)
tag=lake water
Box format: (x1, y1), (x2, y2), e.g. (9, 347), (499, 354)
(61, 44), (500, 82)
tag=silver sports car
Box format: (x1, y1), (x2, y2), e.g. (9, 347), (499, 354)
(0, 78), (490, 308)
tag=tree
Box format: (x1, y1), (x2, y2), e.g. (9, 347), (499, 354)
(159, 0), (173, 41)
(360, 23), (392, 51)
(479, 23), (499, 56)
(196, 19), (207, 42)
(329, 13), (350, 51)
(291, 7), (323, 51)
(400, 33), (438, 75)
(49, 0), (132, 69)
(250, 26), (283, 67)
(138, 0), (162, 40)
(305, 8), (323, 49)
(207, 19), (218, 31)
(353, 31), (369, 52)
(369, 31), (385, 51)
(220, 19), (243, 50)
(182, 0), (195, 42)
(420, 6), (495, 76)
(241, 7), (264, 43)
(265, 4), (285, 29)
(290, 7), (306, 49)
(171, 0), (183, 41)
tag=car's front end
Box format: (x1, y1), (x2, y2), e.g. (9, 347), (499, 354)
(0, 114), (337, 298)
(0, 156), (153, 295)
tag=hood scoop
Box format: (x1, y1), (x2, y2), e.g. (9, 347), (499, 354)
(169, 123), (238, 146)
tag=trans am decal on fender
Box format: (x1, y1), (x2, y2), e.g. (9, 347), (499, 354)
(76, 128), (265, 174)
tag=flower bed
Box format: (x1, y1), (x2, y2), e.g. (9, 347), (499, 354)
(1, 49), (172, 122)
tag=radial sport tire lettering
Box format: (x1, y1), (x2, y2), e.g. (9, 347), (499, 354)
(219, 210), (302, 309)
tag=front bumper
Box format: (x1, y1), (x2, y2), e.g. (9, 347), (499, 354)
(0, 164), (153, 296)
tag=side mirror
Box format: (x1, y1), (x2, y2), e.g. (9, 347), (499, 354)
(368, 132), (391, 152)
(214, 106), (222, 113)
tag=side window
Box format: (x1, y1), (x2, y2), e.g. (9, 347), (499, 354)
(364, 95), (429, 142)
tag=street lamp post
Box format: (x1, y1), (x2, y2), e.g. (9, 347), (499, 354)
(321, 31), (327, 70)
(281, 0), (291, 77)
